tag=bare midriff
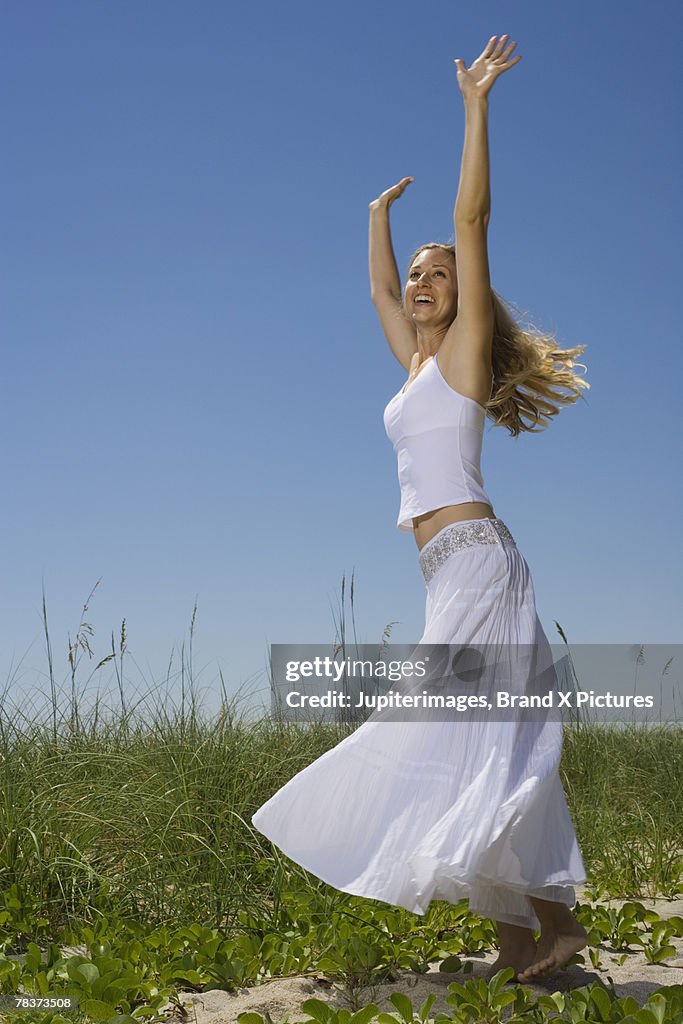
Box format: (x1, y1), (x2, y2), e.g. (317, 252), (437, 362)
(413, 501), (495, 552)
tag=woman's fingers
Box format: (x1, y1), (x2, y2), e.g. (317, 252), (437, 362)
(492, 34), (509, 59)
(488, 35), (521, 72)
(393, 176), (413, 194)
(479, 33), (520, 66)
(482, 35), (498, 58)
(499, 40), (520, 66)
(375, 177), (414, 207)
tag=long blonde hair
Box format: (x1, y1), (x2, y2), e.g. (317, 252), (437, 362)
(405, 243), (589, 437)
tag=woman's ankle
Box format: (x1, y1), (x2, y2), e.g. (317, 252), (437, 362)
(529, 897), (581, 934)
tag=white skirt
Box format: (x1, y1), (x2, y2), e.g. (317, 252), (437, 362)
(252, 518), (586, 930)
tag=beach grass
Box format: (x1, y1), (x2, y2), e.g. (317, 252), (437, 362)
(0, 655), (681, 936)
(0, 587), (681, 1021)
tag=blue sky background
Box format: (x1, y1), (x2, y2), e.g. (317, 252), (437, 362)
(2, 0), (681, 723)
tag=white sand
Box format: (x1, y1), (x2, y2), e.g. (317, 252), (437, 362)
(9, 891), (680, 1023)
(167, 893), (683, 1024)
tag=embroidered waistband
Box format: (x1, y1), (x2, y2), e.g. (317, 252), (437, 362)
(419, 518), (516, 585)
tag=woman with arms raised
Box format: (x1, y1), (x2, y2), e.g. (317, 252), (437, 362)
(253, 34), (589, 984)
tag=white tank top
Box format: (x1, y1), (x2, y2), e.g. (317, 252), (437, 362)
(383, 354), (493, 532)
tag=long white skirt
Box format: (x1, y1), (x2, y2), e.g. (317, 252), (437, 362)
(252, 518), (586, 930)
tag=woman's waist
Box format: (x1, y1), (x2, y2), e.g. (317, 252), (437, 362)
(417, 512), (517, 587)
(413, 503), (496, 552)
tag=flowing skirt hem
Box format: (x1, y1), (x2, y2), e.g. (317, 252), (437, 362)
(252, 813), (586, 929)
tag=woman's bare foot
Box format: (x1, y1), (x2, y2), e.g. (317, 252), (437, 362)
(486, 921), (537, 982)
(485, 944), (537, 982)
(517, 899), (588, 983)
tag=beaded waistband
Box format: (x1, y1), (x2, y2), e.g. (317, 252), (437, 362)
(418, 518), (516, 585)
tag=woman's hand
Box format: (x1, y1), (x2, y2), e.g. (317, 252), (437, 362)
(369, 176), (414, 212)
(454, 34), (521, 100)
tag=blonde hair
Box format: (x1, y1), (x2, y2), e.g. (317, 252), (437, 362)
(405, 243), (589, 437)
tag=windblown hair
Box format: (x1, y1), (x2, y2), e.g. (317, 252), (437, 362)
(404, 243), (589, 437)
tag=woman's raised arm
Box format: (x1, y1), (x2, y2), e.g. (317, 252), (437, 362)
(444, 35), (521, 362)
(369, 179), (419, 370)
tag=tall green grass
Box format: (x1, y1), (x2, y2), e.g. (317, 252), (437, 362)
(561, 722), (682, 898)
(0, 582), (680, 945)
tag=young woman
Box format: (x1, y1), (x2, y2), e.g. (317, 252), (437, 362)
(253, 34), (589, 984)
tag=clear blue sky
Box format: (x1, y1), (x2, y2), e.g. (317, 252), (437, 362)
(2, 1), (681, 721)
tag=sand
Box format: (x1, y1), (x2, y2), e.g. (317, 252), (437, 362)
(162, 891), (683, 1023)
(8, 891), (680, 1023)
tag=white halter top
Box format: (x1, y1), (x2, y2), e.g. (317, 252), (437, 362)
(383, 355), (493, 532)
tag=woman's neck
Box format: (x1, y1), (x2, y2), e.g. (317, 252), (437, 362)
(415, 326), (448, 359)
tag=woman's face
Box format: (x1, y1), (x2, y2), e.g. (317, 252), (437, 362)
(404, 249), (458, 324)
